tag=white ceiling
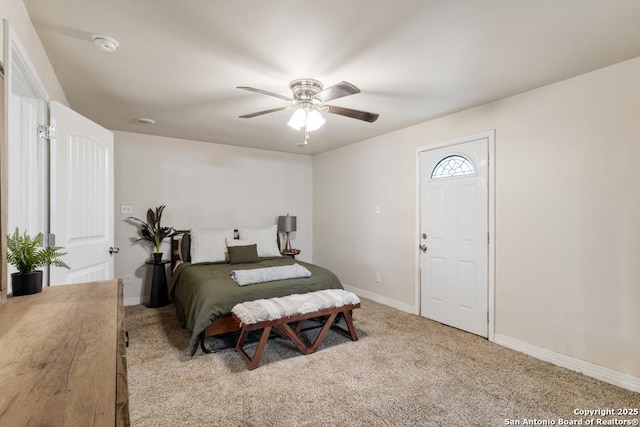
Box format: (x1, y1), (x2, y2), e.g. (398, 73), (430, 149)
(23, 0), (640, 155)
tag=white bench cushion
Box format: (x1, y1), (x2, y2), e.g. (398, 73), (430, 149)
(232, 289), (360, 325)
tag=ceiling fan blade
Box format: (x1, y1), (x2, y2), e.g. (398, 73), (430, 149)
(314, 81), (360, 103)
(237, 86), (292, 102)
(325, 105), (379, 123)
(239, 106), (289, 118)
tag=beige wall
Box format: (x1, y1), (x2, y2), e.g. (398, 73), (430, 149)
(114, 131), (313, 305)
(1, 0), (68, 104)
(313, 57), (640, 380)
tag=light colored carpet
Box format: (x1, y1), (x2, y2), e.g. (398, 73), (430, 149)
(125, 299), (639, 426)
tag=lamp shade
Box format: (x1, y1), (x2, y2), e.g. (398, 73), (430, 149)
(305, 109), (325, 131)
(287, 109), (306, 131)
(277, 215), (297, 233)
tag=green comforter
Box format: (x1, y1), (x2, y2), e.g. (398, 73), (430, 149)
(168, 257), (343, 356)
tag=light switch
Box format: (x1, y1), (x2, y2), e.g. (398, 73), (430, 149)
(120, 204), (133, 215)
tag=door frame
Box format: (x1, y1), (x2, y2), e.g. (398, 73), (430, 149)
(0, 51), (5, 305)
(415, 130), (496, 341)
(4, 20), (50, 288)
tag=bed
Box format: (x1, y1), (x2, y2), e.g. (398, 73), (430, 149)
(168, 227), (344, 356)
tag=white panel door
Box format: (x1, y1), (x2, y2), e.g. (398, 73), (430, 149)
(49, 101), (115, 285)
(419, 137), (488, 337)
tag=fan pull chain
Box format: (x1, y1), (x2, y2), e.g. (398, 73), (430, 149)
(297, 128), (310, 146)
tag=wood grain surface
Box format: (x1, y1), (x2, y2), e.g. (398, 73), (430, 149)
(0, 280), (128, 426)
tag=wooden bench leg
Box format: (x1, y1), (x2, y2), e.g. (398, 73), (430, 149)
(235, 325), (272, 370)
(293, 319), (306, 334)
(331, 309), (359, 341)
(274, 323), (311, 354)
(236, 327), (250, 349)
(308, 312), (338, 353)
(276, 310), (355, 355)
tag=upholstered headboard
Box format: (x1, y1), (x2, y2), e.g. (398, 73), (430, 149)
(171, 229), (191, 270)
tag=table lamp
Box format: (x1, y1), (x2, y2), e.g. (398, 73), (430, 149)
(277, 214), (297, 253)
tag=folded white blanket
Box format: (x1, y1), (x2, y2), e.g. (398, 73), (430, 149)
(230, 263), (312, 286)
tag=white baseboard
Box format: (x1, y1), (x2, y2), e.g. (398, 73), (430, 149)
(494, 333), (640, 393)
(342, 284), (415, 314)
(124, 296), (143, 306)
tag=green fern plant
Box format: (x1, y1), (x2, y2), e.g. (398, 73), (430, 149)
(7, 228), (70, 274)
(128, 205), (175, 253)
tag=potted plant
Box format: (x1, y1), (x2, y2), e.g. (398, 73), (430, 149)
(128, 205), (175, 262)
(6, 228), (70, 296)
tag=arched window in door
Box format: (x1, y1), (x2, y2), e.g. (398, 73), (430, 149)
(430, 154), (476, 180)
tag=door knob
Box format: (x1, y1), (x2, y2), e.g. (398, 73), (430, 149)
(109, 246), (120, 255)
(419, 244), (427, 253)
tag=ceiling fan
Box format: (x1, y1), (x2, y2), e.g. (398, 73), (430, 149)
(238, 79), (379, 144)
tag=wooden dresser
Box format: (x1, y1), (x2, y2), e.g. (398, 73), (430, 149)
(0, 279), (130, 426)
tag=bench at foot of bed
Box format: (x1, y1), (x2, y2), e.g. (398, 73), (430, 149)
(231, 289), (361, 370)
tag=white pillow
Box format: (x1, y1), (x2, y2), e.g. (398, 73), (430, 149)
(190, 228), (235, 263)
(226, 238), (255, 248)
(237, 225), (281, 257)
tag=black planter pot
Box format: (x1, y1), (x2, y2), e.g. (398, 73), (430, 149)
(153, 252), (163, 263)
(11, 270), (44, 296)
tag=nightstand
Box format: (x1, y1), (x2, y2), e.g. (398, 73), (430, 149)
(282, 249), (300, 259)
(145, 259), (171, 308)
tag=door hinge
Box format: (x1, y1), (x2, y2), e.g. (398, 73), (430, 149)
(42, 233), (56, 247)
(38, 124), (56, 141)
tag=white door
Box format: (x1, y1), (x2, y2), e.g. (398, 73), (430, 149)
(419, 137), (488, 337)
(49, 101), (115, 285)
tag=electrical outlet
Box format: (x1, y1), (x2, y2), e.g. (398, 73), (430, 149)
(375, 272), (381, 283)
(124, 274), (132, 285)
(120, 204), (133, 215)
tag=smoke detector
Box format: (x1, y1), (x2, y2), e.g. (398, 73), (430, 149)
(92, 35), (119, 53)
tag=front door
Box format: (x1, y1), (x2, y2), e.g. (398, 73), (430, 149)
(49, 101), (115, 285)
(419, 136), (489, 337)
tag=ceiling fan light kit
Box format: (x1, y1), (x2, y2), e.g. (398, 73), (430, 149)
(287, 104), (325, 132)
(238, 78), (378, 145)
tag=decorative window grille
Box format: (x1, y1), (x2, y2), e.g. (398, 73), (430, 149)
(431, 155), (476, 179)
